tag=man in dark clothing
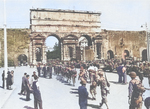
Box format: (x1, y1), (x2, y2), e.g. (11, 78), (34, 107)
(47, 65), (52, 79)
(42, 64), (47, 78)
(6, 70), (12, 90)
(25, 75), (31, 101)
(32, 75), (43, 109)
(19, 73), (27, 95)
(2, 70), (5, 88)
(78, 78), (88, 109)
(37, 65), (41, 77)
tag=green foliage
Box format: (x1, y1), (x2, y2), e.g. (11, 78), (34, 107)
(47, 42), (60, 59)
(0, 58), (14, 67)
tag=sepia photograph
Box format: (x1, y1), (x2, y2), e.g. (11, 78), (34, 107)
(0, 0), (150, 109)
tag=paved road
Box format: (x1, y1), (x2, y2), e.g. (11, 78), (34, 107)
(0, 66), (150, 109)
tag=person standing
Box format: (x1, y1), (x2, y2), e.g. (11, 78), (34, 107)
(37, 65), (41, 77)
(25, 75), (31, 101)
(128, 72), (145, 109)
(71, 66), (77, 86)
(42, 64), (47, 78)
(19, 73), (27, 95)
(6, 70), (12, 90)
(2, 70), (5, 88)
(117, 64), (123, 83)
(78, 78), (88, 109)
(32, 75), (43, 109)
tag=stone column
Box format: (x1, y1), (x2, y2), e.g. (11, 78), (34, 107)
(29, 41), (32, 64)
(33, 45), (36, 65)
(42, 45), (46, 64)
(73, 45), (76, 59)
(61, 42), (64, 60)
(94, 42), (97, 60)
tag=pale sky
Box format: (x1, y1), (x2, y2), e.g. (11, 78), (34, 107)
(0, 0), (150, 48)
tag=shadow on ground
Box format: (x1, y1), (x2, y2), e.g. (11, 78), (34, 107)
(87, 104), (100, 109)
(24, 106), (34, 109)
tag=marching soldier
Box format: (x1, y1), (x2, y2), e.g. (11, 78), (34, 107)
(128, 72), (145, 109)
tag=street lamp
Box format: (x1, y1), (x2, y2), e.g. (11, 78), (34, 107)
(141, 23), (150, 62)
(3, 0), (8, 89)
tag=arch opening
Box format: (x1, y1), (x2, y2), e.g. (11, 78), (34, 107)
(46, 36), (61, 61)
(142, 49), (147, 61)
(124, 50), (130, 57)
(107, 50), (114, 59)
(18, 54), (27, 65)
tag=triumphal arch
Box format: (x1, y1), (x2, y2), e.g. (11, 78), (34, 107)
(29, 8), (105, 64)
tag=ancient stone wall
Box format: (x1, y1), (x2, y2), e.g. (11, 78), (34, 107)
(103, 30), (147, 60)
(0, 28), (30, 65)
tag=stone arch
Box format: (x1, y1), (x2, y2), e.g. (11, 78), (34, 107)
(63, 34), (78, 40)
(107, 50), (114, 59)
(69, 47), (73, 59)
(47, 34), (61, 42)
(80, 35), (92, 46)
(142, 49), (147, 61)
(124, 50), (130, 57)
(46, 34), (61, 60)
(18, 54), (27, 65)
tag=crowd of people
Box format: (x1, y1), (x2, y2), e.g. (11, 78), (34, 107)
(2, 70), (14, 90)
(18, 71), (43, 109)
(1, 57), (150, 109)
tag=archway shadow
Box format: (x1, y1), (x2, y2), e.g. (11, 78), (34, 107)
(87, 104), (100, 109)
(23, 106), (34, 109)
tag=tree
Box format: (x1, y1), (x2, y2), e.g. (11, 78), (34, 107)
(47, 42), (60, 59)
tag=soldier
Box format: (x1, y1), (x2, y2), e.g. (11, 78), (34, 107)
(97, 71), (109, 109)
(128, 72), (145, 109)
(71, 66), (77, 86)
(90, 81), (97, 100)
(42, 64), (47, 78)
(48, 65), (52, 79)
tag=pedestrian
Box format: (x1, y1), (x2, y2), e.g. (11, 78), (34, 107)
(97, 71), (109, 109)
(2, 70), (5, 88)
(128, 72), (145, 109)
(19, 73), (27, 95)
(42, 64), (47, 78)
(78, 78), (88, 109)
(117, 64), (123, 83)
(31, 71), (37, 85)
(6, 70), (13, 90)
(71, 66), (77, 86)
(32, 75), (43, 109)
(25, 75), (31, 101)
(47, 65), (52, 79)
(37, 65), (41, 77)
(90, 81), (97, 100)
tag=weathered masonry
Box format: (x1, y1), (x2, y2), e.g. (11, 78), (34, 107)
(29, 8), (105, 64)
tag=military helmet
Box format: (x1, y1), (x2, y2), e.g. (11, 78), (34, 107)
(129, 72), (136, 78)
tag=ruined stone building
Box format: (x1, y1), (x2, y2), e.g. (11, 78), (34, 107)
(0, 9), (148, 66)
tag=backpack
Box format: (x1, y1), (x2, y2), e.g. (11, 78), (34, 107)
(132, 81), (145, 106)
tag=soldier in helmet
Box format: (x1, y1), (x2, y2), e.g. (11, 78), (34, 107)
(97, 71), (109, 109)
(128, 72), (145, 109)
